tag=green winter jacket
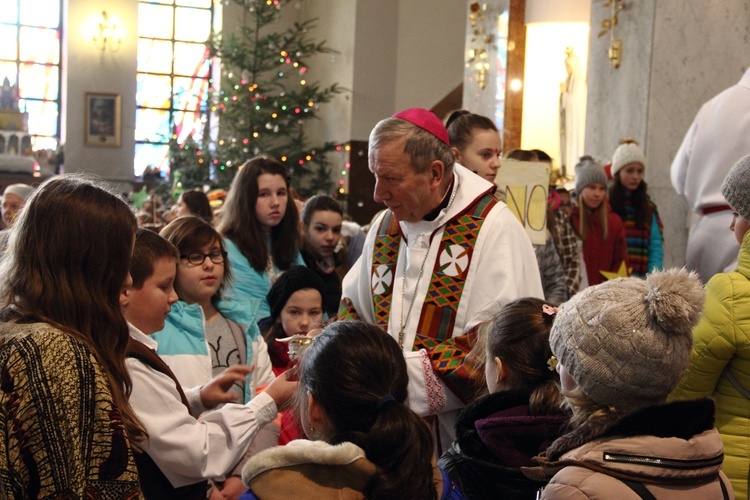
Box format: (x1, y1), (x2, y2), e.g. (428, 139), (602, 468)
(670, 229), (750, 500)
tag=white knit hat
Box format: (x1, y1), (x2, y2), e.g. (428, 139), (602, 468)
(2, 183), (34, 201)
(611, 139), (646, 178)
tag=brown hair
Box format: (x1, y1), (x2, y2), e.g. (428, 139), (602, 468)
(179, 190), (213, 224)
(301, 194), (343, 227)
(485, 297), (565, 416)
(610, 176), (651, 230)
(130, 228), (179, 289)
(296, 321), (437, 499)
(0, 175), (145, 441)
(505, 149), (539, 162)
(160, 216), (232, 298)
(217, 156), (300, 272)
(445, 110), (499, 153)
(576, 191), (609, 241)
(560, 385), (619, 432)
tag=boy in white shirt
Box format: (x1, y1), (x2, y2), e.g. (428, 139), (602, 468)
(121, 228), (296, 498)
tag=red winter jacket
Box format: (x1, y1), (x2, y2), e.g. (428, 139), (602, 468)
(570, 205), (628, 286)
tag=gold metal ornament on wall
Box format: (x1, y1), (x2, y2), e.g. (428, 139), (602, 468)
(467, 2), (494, 89)
(597, 0), (623, 70)
(92, 11), (122, 52)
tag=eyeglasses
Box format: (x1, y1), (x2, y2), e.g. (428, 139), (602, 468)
(180, 251), (227, 266)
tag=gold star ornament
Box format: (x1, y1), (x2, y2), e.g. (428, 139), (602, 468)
(599, 261), (632, 281)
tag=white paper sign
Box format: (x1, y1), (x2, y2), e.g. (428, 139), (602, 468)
(495, 160), (550, 245)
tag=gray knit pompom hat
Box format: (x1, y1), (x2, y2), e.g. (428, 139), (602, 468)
(721, 152), (750, 222)
(574, 155), (608, 195)
(549, 268), (705, 413)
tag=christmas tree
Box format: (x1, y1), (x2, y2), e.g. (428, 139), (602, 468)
(170, 0), (344, 197)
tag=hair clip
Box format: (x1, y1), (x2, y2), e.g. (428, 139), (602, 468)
(547, 355), (558, 372)
(542, 304), (559, 316)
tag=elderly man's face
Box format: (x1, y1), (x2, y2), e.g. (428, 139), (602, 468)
(370, 140), (439, 223)
(2, 193), (25, 226)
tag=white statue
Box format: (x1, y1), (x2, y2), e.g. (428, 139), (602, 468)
(559, 48), (587, 177)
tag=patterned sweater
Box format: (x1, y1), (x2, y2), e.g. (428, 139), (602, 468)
(617, 196), (664, 278)
(0, 323), (141, 499)
(552, 210), (581, 296)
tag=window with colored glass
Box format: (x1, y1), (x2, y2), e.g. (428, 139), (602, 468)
(135, 0), (219, 177)
(0, 0), (62, 152)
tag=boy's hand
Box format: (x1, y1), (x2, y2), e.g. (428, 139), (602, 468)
(263, 367), (298, 411)
(200, 365), (254, 408)
(209, 476), (246, 500)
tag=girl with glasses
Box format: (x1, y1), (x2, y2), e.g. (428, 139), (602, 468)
(155, 215), (278, 500)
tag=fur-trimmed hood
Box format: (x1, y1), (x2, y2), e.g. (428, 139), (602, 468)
(453, 390), (568, 467)
(243, 440), (456, 500)
(242, 440), (377, 500)
(525, 398), (725, 486)
(243, 440), (371, 482)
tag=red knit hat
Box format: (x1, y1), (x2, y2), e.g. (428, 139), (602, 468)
(393, 108), (450, 145)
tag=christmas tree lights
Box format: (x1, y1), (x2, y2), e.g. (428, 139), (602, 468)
(169, 0), (344, 197)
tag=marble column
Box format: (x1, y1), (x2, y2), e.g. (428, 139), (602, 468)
(584, 0), (750, 269)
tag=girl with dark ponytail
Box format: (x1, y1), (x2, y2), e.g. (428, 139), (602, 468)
(240, 321), (464, 499)
(438, 298), (570, 499)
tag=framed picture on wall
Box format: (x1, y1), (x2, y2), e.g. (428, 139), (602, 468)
(85, 92), (121, 147)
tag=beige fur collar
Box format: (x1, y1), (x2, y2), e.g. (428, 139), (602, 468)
(242, 440), (367, 484)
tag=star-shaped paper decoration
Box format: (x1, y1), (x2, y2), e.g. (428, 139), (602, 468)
(599, 261), (632, 281)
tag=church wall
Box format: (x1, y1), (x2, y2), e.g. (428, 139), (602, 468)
(349, 0), (466, 141)
(59, 1), (465, 189)
(648, 0), (750, 269)
(350, 0), (400, 141)
(583, 1), (655, 167)
(64, 0), (139, 187)
(584, 0), (750, 269)
(298, 0), (355, 150)
(393, 0), (466, 116)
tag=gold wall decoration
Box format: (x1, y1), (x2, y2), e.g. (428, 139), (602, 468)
(597, 0), (623, 70)
(92, 11), (122, 53)
(467, 2), (494, 89)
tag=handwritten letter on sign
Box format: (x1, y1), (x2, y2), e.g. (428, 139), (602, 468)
(495, 160), (550, 245)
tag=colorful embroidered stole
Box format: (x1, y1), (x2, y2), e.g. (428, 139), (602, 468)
(337, 213), (400, 322)
(366, 193), (496, 338)
(341, 192), (497, 403)
(412, 194), (496, 341)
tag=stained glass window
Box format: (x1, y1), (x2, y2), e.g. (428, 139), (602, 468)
(135, 0), (219, 177)
(0, 0), (62, 152)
